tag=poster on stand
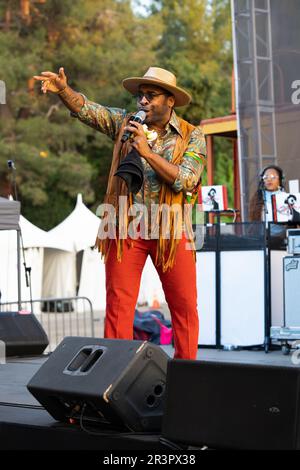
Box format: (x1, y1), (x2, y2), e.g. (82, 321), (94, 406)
(272, 192), (300, 223)
(199, 185), (228, 212)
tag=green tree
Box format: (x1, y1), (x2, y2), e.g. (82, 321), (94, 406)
(0, 0), (233, 228)
(151, 0), (233, 203)
(0, 0), (162, 228)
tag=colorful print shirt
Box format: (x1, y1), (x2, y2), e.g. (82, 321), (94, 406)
(74, 97), (206, 208)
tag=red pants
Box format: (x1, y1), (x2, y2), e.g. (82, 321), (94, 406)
(104, 237), (199, 359)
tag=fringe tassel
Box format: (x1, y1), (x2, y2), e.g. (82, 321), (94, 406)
(95, 117), (197, 270)
(96, 186), (196, 271)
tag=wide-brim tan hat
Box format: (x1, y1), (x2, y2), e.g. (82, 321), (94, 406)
(122, 67), (192, 107)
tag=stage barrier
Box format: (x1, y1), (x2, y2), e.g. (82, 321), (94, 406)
(0, 296), (95, 353)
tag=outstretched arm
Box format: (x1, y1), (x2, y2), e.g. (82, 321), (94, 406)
(33, 67), (84, 114)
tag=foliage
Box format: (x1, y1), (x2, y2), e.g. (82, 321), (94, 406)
(0, 0), (233, 229)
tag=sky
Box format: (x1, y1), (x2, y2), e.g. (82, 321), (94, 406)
(131, 0), (153, 16)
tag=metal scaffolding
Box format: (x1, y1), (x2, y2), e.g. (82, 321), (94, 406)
(232, 0), (278, 219)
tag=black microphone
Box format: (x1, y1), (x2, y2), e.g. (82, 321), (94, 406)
(121, 110), (146, 143)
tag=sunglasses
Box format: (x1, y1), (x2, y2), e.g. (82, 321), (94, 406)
(262, 174), (279, 180)
(134, 92), (169, 102)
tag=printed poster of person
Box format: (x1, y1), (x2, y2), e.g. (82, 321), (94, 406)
(272, 192), (300, 223)
(199, 185), (228, 212)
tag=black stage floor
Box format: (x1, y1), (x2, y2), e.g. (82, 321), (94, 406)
(0, 357), (166, 451)
(0, 346), (298, 451)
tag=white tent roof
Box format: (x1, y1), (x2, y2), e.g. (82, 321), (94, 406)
(20, 215), (71, 251)
(48, 194), (100, 252)
(4, 196), (71, 251)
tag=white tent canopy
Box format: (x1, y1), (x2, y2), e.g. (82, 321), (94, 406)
(20, 215), (71, 251)
(78, 245), (166, 312)
(43, 194), (100, 300)
(42, 249), (76, 299)
(72, 189), (166, 311)
(0, 204), (67, 303)
(19, 215), (72, 307)
(77, 248), (106, 311)
(0, 194), (167, 312)
(48, 193), (100, 252)
(138, 257), (166, 306)
(63, 194), (166, 312)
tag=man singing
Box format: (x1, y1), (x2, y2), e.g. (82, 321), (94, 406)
(34, 66), (206, 359)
